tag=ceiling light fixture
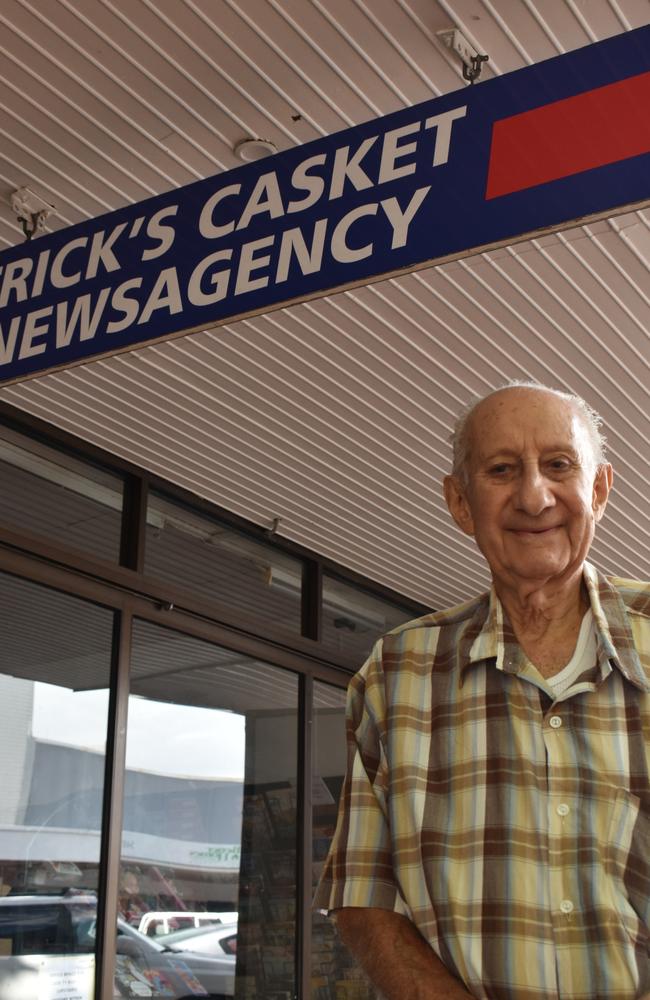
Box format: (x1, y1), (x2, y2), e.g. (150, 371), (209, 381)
(234, 138), (278, 162)
(436, 28), (489, 84)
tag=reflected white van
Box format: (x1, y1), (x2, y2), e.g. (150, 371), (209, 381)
(138, 912), (237, 938)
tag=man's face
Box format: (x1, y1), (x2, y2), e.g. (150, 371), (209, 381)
(444, 389), (612, 592)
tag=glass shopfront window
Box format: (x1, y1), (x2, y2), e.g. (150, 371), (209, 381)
(0, 572), (113, 1000)
(311, 682), (373, 1000)
(114, 618), (299, 999)
(145, 491), (304, 634)
(0, 416), (425, 1000)
(0, 426), (124, 563)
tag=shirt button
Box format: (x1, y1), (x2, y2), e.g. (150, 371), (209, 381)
(557, 803), (570, 817)
(549, 715), (563, 729)
(560, 899), (574, 914)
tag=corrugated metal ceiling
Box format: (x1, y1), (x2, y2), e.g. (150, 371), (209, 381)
(0, 0), (649, 608)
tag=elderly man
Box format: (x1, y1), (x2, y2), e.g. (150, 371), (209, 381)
(314, 383), (650, 999)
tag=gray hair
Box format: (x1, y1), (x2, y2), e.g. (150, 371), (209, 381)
(450, 380), (607, 484)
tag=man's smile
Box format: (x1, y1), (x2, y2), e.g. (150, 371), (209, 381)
(508, 525), (562, 536)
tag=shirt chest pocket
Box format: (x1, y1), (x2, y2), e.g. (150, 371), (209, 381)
(607, 787), (650, 934)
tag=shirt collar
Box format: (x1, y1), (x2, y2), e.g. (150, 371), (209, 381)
(462, 561), (650, 692)
(583, 561), (650, 691)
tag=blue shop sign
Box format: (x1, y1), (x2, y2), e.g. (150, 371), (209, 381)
(0, 25), (648, 385)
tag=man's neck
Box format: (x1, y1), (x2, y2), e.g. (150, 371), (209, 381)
(495, 570), (589, 678)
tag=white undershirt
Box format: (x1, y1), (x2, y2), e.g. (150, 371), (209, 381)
(546, 609), (597, 696)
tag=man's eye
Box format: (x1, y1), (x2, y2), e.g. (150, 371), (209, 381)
(548, 459), (571, 472)
(488, 464), (511, 476)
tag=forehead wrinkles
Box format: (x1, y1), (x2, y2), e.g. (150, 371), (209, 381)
(466, 393), (590, 466)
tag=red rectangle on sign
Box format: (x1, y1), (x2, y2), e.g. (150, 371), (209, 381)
(486, 71), (650, 200)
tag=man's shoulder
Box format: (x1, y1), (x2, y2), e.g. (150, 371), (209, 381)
(352, 594), (488, 689)
(383, 592), (488, 643)
(604, 574), (650, 620)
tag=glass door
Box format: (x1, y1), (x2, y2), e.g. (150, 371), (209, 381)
(0, 571), (114, 1000)
(113, 617), (300, 1000)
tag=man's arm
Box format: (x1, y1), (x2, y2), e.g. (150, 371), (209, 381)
(334, 907), (473, 1000)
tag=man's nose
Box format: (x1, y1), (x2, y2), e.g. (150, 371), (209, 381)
(515, 466), (555, 515)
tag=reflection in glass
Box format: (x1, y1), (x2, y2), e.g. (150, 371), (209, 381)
(0, 572), (112, 1000)
(321, 575), (417, 668)
(311, 682), (374, 1000)
(145, 491), (303, 634)
(0, 426), (124, 563)
(115, 619), (299, 999)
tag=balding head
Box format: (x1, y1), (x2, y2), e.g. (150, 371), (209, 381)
(450, 382), (607, 485)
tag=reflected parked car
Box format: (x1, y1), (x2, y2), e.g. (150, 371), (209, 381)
(0, 892), (235, 999)
(115, 919), (234, 997)
(162, 922), (237, 960)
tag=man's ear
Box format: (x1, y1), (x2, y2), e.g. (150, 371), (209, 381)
(443, 475), (475, 536)
(592, 463), (613, 523)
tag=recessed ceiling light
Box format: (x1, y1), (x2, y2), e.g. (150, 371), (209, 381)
(234, 138), (278, 162)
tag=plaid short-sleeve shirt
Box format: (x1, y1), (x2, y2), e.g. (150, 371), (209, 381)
(313, 563), (650, 1000)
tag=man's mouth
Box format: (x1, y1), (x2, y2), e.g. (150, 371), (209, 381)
(509, 525), (561, 535)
